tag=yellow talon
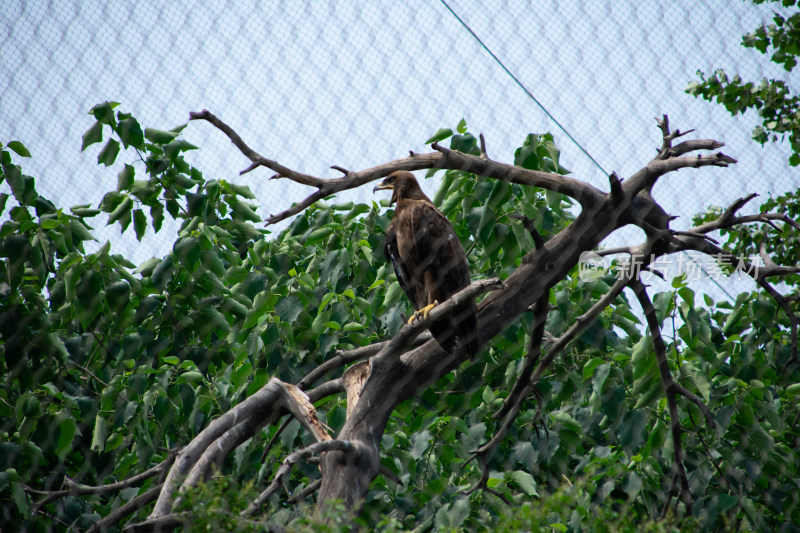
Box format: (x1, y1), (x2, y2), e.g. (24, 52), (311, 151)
(407, 301), (439, 325)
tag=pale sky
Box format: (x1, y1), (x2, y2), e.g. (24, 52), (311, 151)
(2, 0), (797, 299)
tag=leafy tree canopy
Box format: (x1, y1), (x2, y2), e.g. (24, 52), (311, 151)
(1, 98), (799, 533)
(687, 0), (800, 165)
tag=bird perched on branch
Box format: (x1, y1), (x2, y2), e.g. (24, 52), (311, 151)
(373, 171), (479, 359)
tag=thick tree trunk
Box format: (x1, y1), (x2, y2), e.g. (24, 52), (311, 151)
(316, 194), (626, 513)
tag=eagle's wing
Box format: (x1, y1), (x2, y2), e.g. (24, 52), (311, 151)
(411, 204), (472, 302)
(408, 202), (479, 358)
(385, 219), (422, 309)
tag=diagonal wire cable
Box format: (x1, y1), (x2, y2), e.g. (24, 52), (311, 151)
(440, 0), (736, 301)
(439, 0), (609, 177)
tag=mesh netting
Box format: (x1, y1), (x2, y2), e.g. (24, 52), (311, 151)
(2, 0), (797, 300)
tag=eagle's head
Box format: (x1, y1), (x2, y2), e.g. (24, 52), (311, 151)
(373, 171), (429, 205)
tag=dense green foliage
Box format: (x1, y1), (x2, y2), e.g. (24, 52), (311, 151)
(687, 0), (800, 165)
(1, 103), (799, 532)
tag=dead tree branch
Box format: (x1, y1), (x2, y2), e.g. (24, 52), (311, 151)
(631, 279), (703, 513)
(30, 453), (175, 517)
(245, 440), (362, 516)
(150, 378), (330, 520)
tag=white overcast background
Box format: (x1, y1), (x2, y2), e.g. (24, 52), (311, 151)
(2, 0), (798, 301)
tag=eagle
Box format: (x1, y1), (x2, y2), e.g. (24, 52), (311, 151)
(373, 171), (479, 359)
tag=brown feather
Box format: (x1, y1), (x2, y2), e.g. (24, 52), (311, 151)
(377, 171), (479, 359)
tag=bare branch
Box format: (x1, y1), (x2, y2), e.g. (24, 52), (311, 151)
(30, 454), (175, 516)
(298, 337), (430, 390)
(431, 141), (604, 208)
(626, 150), (737, 198)
(150, 378), (331, 519)
(307, 377), (346, 403)
(371, 278), (505, 370)
(123, 513), (189, 533)
(656, 115), (698, 159)
(330, 165), (351, 176)
(631, 277), (720, 514)
(189, 110), (322, 186)
(88, 483), (163, 533)
(288, 479), (323, 504)
(245, 440), (362, 516)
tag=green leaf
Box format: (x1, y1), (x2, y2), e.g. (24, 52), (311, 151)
(133, 208), (147, 241)
(90, 101), (119, 124)
(97, 139), (120, 166)
(617, 410), (647, 451)
(276, 296), (303, 323)
(7, 141), (31, 158)
(117, 164), (135, 191)
(91, 415), (108, 452)
(174, 237), (201, 269)
(105, 280), (130, 310)
(678, 286), (695, 308)
(425, 128), (453, 144)
(164, 139), (199, 161)
(383, 281), (405, 308)
(57, 416), (77, 459)
(81, 121), (104, 151)
(152, 256), (175, 290)
(70, 206), (101, 218)
(11, 482), (29, 515)
(151, 203), (164, 232)
(2, 163), (25, 204)
(582, 357), (607, 380)
(177, 371), (204, 384)
(231, 201), (261, 223)
(305, 226), (334, 245)
(108, 196), (133, 225)
(510, 470), (538, 496)
(228, 183), (256, 199)
(118, 117), (144, 149)
(144, 128), (179, 144)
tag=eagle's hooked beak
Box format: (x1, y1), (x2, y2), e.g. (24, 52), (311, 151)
(373, 182), (393, 194)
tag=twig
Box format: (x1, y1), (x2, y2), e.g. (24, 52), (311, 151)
(66, 359), (109, 388)
(288, 478), (323, 504)
(30, 454), (174, 516)
(479, 133), (489, 159)
(260, 417), (294, 463)
(87, 483), (164, 533)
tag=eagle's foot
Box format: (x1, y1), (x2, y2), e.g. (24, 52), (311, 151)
(407, 300), (439, 325)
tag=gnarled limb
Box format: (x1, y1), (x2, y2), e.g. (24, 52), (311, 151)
(630, 277), (717, 515)
(245, 440), (363, 516)
(150, 378), (331, 519)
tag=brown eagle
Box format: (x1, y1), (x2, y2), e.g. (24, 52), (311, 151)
(373, 171), (479, 359)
